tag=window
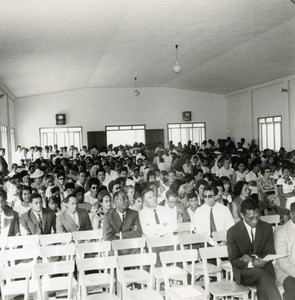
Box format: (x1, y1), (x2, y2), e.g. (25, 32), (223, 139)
(168, 122), (206, 146)
(106, 125), (145, 147)
(258, 116), (282, 151)
(0, 125), (8, 161)
(10, 128), (15, 153)
(40, 127), (82, 149)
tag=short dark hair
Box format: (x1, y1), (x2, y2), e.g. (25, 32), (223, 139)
(290, 202), (295, 213)
(233, 181), (248, 197)
(63, 194), (77, 204)
(0, 188), (7, 200)
(203, 185), (218, 196)
(88, 177), (100, 188)
(240, 197), (260, 214)
(113, 190), (126, 202)
(187, 191), (197, 200)
(19, 186), (32, 202)
(166, 189), (178, 199)
(29, 193), (42, 203)
(96, 168), (106, 175)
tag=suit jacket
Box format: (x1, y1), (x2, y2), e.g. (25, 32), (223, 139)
(19, 208), (56, 235)
(56, 208), (92, 233)
(227, 219), (276, 284)
(0, 207), (19, 237)
(274, 220), (295, 284)
(103, 208), (142, 241)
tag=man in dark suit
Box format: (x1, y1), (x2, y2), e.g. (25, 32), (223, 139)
(227, 198), (282, 300)
(103, 190), (142, 241)
(57, 194), (92, 233)
(19, 193), (56, 235)
(0, 188), (19, 237)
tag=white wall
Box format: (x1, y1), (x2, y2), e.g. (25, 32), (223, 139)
(226, 75), (295, 150)
(15, 87), (227, 148)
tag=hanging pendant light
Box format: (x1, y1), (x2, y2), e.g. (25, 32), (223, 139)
(173, 44), (181, 73)
(133, 77), (140, 96)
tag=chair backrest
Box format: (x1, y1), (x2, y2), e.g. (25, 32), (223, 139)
(178, 232), (210, 250)
(199, 246), (228, 288)
(146, 235), (179, 251)
(212, 230), (227, 244)
(39, 232), (72, 245)
(0, 264), (32, 300)
(76, 256), (117, 295)
(40, 244), (75, 262)
(76, 240), (111, 259)
(175, 222), (194, 234)
(72, 229), (103, 243)
(117, 252), (156, 290)
(2, 246), (40, 267)
(111, 237), (146, 256)
(5, 235), (40, 249)
(260, 215), (280, 226)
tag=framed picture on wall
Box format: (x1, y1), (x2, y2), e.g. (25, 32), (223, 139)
(56, 114), (66, 125)
(182, 111), (191, 121)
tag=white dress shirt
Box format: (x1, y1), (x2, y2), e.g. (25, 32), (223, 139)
(139, 205), (177, 237)
(194, 202), (234, 234)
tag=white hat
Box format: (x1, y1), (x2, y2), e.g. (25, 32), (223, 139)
(30, 169), (44, 179)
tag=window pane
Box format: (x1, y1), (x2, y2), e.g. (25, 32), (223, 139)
(132, 125), (145, 130)
(69, 127), (82, 132)
(168, 124), (180, 129)
(180, 124), (192, 128)
(54, 128), (67, 133)
(274, 123), (281, 152)
(258, 118), (265, 124)
(266, 117), (273, 123)
(261, 123), (267, 150)
(267, 123), (274, 150)
(274, 116), (281, 122)
(119, 126), (132, 130)
(106, 126), (119, 131)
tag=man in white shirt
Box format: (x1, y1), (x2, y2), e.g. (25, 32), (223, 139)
(84, 178), (99, 206)
(217, 159), (234, 179)
(194, 185), (234, 238)
(245, 160), (262, 195)
(139, 189), (177, 238)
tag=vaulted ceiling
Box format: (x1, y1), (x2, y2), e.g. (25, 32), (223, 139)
(0, 0), (294, 97)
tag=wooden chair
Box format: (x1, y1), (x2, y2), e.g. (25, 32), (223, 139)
(5, 234), (40, 249)
(39, 232), (72, 245)
(212, 230), (232, 280)
(76, 256), (119, 300)
(34, 260), (76, 300)
(199, 246), (249, 300)
(76, 240), (111, 259)
(0, 264), (32, 300)
(178, 233), (222, 284)
(260, 214), (280, 227)
(146, 235), (187, 295)
(160, 249), (206, 300)
(175, 222), (194, 234)
(117, 252), (163, 300)
(40, 243), (76, 262)
(72, 229), (103, 244)
(112, 237), (147, 297)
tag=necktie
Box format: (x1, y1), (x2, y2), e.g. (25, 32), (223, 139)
(210, 208), (216, 236)
(121, 213), (125, 230)
(37, 213), (43, 233)
(251, 228), (255, 253)
(154, 209), (160, 225)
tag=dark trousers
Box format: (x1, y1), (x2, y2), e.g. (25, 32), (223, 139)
(240, 263), (282, 300)
(283, 276), (295, 300)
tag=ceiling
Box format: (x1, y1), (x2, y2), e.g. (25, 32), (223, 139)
(0, 0), (294, 97)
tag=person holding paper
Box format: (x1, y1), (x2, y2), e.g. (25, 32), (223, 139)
(274, 202), (295, 300)
(227, 198), (282, 300)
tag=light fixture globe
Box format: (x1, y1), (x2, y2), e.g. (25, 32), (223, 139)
(173, 44), (181, 73)
(133, 77), (140, 96)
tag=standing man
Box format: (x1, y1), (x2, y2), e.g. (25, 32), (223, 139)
(103, 190), (142, 241)
(57, 194), (92, 233)
(227, 198), (282, 300)
(274, 202), (295, 300)
(0, 188), (19, 237)
(20, 193), (56, 235)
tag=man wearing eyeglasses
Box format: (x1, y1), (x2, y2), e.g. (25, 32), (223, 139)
(227, 198), (282, 300)
(194, 185), (234, 244)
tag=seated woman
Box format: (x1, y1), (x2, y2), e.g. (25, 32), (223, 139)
(231, 181), (250, 221)
(13, 185), (32, 216)
(277, 165), (295, 210)
(232, 161), (247, 185)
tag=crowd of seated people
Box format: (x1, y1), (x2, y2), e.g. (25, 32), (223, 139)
(1, 137), (295, 299)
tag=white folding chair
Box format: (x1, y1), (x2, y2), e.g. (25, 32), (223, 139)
(0, 264), (32, 300)
(5, 234), (40, 249)
(260, 214), (280, 227)
(76, 256), (119, 300)
(212, 230), (232, 280)
(39, 232), (73, 245)
(76, 240), (111, 259)
(178, 233), (222, 284)
(117, 252), (163, 300)
(40, 243), (76, 262)
(160, 249), (206, 300)
(199, 246), (249, 300)
(72, 229), (103, 244)
(146, 235), (187, 295)
(175, 222), (195, 234)
(112, 237), (147, 297)
(34, 260), (76, 300)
